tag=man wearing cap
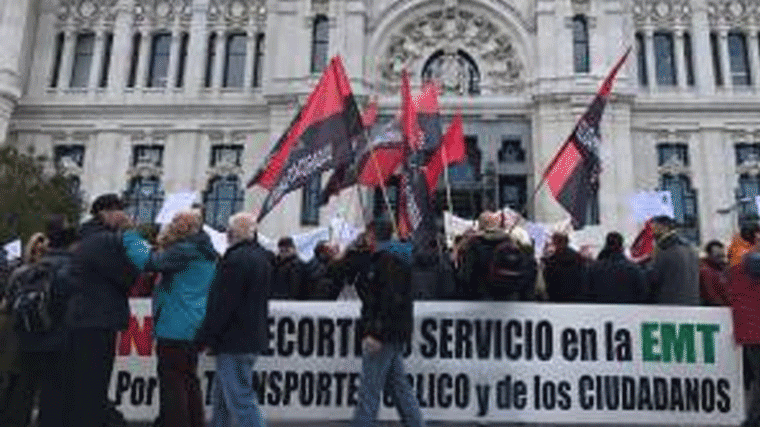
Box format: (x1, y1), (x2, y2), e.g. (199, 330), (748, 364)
(63, 194), (138, 427)
(647, 215), (700, 305)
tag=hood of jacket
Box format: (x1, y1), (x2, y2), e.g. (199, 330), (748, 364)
(78, 218), (112, 239)
(173, 231), (218, 262)
(377, 241), (413, 267)
(656, 230), (690, 251)
(745, 252), (760, 278)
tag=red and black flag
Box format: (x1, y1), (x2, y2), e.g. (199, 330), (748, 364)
(424, 111), (466, 195)
(543, 48), (631, 229)
(415, 82), (442, 155)
(250, 57), (364, 222)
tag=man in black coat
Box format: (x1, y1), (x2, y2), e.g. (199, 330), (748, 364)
(542, 232), (588, 302)
(63, 194), (139, 427)
(196, 212), (271, 427)
(352, 220), (424, 427)
(587, 232), (647, 303)
(272, 237), (306, 300)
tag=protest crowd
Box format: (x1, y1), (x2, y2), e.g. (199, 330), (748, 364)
(0, 55), (758, 427)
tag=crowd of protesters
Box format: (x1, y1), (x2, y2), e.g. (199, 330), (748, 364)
(2, 194), (760, 426)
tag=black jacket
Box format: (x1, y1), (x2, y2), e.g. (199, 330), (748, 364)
(647, 232), (700, 305)
(197, 240), (272, 354)
(543, 248), (588, 302)
(586, 252), (647, 304)
(16, 249), (75, 352)
(272, 254), (306, 300)
(304, 256), (341, 300)
(66, 219), (138, 330)
(359, 242), (414, 345)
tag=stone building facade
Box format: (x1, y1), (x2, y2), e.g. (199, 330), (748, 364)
(1, 0), (760, 246)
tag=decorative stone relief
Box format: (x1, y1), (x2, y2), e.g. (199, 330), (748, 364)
(378, 7), (524, 95)
(56, 0), (118, 27)
(632, 0), (692, 27)
(707, 0), (760, 26)
(207, 0), (267, 29)
(133, 0), (192, 27)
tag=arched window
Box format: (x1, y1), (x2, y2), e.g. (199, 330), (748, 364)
(311, 15), (329, 73)
(124, 177), (164, 224)
(572, 15), (590, 73)
(203, 175), (244, 230)
(422, 50), (480, 95)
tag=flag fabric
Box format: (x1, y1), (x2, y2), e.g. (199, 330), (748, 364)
(542, 48), (631, 229)
(400, 70), (421, 150)
(253, 57), (364, 222)
(630, 219), (655, 260)
(248, 56), (362, 190)
(361, 98), (378, 128)
(414, 82), (442, 155)
(424, 112), (466, 195)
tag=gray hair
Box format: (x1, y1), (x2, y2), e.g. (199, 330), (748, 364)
(227, 212), (257, 244)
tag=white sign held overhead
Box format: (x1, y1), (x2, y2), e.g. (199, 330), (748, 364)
(202, 225), (228, 255)
(630, 191), (674, 222)
(155, 192), (199, 225)
(3, 239), (21, 261)
(755, 196), (760, 217)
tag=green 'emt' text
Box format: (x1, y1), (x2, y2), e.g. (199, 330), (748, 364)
(641, 323), (719, 364)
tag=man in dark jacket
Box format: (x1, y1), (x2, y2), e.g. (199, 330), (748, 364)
(352, 220), (424, 427)
(63, 194), (139, 427)
(647, 216), (700, 305)
(587, 232), (647, 303)
(542, 232), (587, 302)
(700, 240), (730, 306)
(271, 237), (306, 299)
(197, 213), (271, 427)
(304, 241), (341, 299)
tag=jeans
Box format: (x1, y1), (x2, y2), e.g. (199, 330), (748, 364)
(352, 342), (424, 427)
(745, 345), (760, 427)
(156, 341), (205, 427)
(212, 353), (267, 427)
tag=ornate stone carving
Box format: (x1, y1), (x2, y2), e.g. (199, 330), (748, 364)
(207, 0), (267, 29)
(56, 0), (118, 27)
(633, 0), (692, 27)
(378, 7), (524, 95)
(707, 0), (760, 26)
(133, 0), (192, 27)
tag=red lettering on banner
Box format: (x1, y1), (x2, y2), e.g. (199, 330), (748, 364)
(118, 315), (154, 356)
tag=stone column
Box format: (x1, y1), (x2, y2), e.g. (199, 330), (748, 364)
(0, 0), (34, 144)
(644, 28), (657, 91)
(28, 9), (57, 94)
(243, 31), (256, 89)
(88, 31), (106, 89)
(719, 28), (732, 89)
(110, 7), (133, 90)
(748, 31), (760, 90)
(166, 28), (181, 88)
(691, 0), (715, 94)
(212, 30), (225, 88)
(135, 29), (152, 88)
(187, 2), (208, 92)
(674, 29), (688, 89)
(58, 31), (76, 89)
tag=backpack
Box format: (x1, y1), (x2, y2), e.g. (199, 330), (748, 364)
(6, 258), (59, 333)
(488, 238), (532, 294)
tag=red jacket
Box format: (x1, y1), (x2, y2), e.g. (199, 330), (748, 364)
(700, 259), (730, 306)
(729, 259), (760, 344)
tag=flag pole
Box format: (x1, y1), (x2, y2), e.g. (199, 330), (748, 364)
(442, 144), (453, 214)
(369, 146), (400, 238)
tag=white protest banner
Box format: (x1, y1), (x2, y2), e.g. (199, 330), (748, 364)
(155, 191), (198, 225)
(114, 300), (743, 425)
(292, 227), (330, 261)
(755, 196), (760, 217)
(3, 239), (21, 261)
(630, 191), (674, 223)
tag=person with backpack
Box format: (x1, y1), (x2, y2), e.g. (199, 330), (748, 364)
(1, 216), (76, 427)
(457, 212), (536, 301)
(351, 219), (425, 427)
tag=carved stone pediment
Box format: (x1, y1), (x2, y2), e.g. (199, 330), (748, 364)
(133, 0), (192, 27)
(377, 6), (524, 95)
(207, 0), (267, 29)
(707, 0), (760, 26)
(658, 155), (690, 175)
(633, 0), (692, 27)
(57, 0), (118, 27)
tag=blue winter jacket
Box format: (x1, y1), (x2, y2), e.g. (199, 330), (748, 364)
(124, 230), (217, 342)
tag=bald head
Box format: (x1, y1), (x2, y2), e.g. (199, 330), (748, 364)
(227, 213), (257, 246)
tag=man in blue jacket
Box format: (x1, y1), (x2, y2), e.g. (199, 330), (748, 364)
(196, 212), (272, 427)
(352, 220), (425, 427)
